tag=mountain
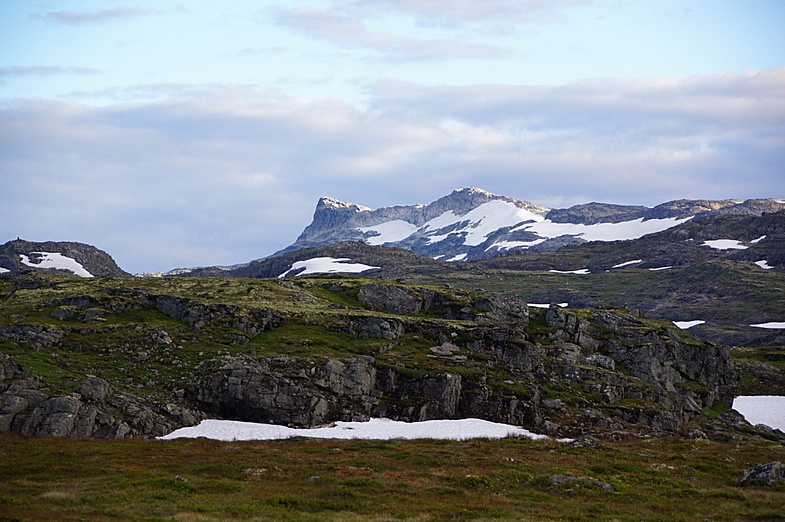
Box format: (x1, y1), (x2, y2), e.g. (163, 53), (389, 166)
(280, 188), (785, 262)
(0, 239), (129, 278)
(179, 209), (785, 347)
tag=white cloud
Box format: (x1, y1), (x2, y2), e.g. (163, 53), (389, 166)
(341, 0), (588, 31)
(1, 68), (783, 273)
(269, 5), (511, 61)
(0, 66), (102, 77)
(34, 6), (163, 25)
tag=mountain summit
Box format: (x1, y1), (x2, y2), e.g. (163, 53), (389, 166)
(283, 188), (785, 262)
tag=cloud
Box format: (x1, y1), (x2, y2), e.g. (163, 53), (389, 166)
(0, 66), (103, 77)
(346, 0), (588, 29)
(34, 5), (163, 25)
(1, 68), (783, 272)
(236, 46), (288, 56)
(269, 5), (510, 61)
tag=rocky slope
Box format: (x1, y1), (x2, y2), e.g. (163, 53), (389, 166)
(2, 271), (776, 442)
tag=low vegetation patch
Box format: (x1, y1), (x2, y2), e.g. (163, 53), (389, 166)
(1, 434), (784, 521)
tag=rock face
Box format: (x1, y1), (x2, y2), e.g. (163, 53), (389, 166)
(0, 373), (202, 438)
(187, 356), (379, 426)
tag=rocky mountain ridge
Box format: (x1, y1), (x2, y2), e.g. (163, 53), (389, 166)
(280, 188), (785, 262)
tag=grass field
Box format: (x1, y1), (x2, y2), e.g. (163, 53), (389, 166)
(1, 433), (784, 521)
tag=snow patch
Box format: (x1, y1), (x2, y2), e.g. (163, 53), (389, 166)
(159, 417), (549, 442)
(648, 266), (672, 271)
(359, 220), (419, 245)
(750, 235), (766, 244)
(446, 253), (468, 262)
(423, 200), (545, 246)
(358, 201), (690, 252)
(733, 396), (785, 432)
(750, 322), (785, 329)
(549, 269), (590, 275)
(0, 267), (9, 274)
(528, 303), (569, 309)
(512, 216), (691, 243)
(755, 260), (773, 270)
(701, 239), (747, 250)
(612, 259), (643, 269)
(278, 257), (379, 278)
(673, 320), (705, 330)
(19, 252), (93, 278)
(489, 239), (546, 251)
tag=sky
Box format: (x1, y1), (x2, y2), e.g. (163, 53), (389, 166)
(1, 0), (784, 274)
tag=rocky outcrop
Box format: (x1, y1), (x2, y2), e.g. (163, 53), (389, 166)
(154, 295), (284, 337)
(186, 355), (379, 426)
(357, 283), (529, 328)
(0, 375), (202, 438)
(0, 324), (64, 350)
(740, 462), (785, 486)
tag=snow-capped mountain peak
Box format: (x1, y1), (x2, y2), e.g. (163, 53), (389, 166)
(279, 189), (785, 262)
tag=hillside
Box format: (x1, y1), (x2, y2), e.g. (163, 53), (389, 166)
(2, 270), (781, 444)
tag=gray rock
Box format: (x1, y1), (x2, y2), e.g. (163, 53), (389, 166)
(80, 376), (113, 401)
(0, 353), (24, 381)
(358, 283), (423, 315)
(338, 316), (405, 340)
(0, 394), (29, 414)
(740, 462), (785, 486)
(583, 354), (615, 370)
(51, 306), (76, 321)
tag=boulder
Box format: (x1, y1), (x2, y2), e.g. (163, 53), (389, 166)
(0, 353), (24, 381)
(358, 283), (424, 315)
(80, 376), (113, 401)
(740, 462), (785, 486)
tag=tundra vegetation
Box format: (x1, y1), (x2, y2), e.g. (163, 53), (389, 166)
(1, 270), (784, 520)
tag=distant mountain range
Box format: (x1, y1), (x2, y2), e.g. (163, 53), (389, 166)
(1, 189), (784, 347)
(279, 188), (785, 262)
(2, 188), (784, 279)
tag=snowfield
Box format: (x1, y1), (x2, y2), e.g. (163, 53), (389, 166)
(612, 260), (643, 268)
(359, 220), (419, 245)
(702, 239), (748, 250)
(278, 257), (380, 278)
(755, 260), (773, 270)
(673, 320), (705, 330)
(353, 200), (692, 251)
(549, 269), (590, 275)
(159, 418), (549, 442)
(733, 396), (785, 432)
(19, 252), (93, 278)
(515, 216), (692, 243)
(750, 322), (785, 329)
